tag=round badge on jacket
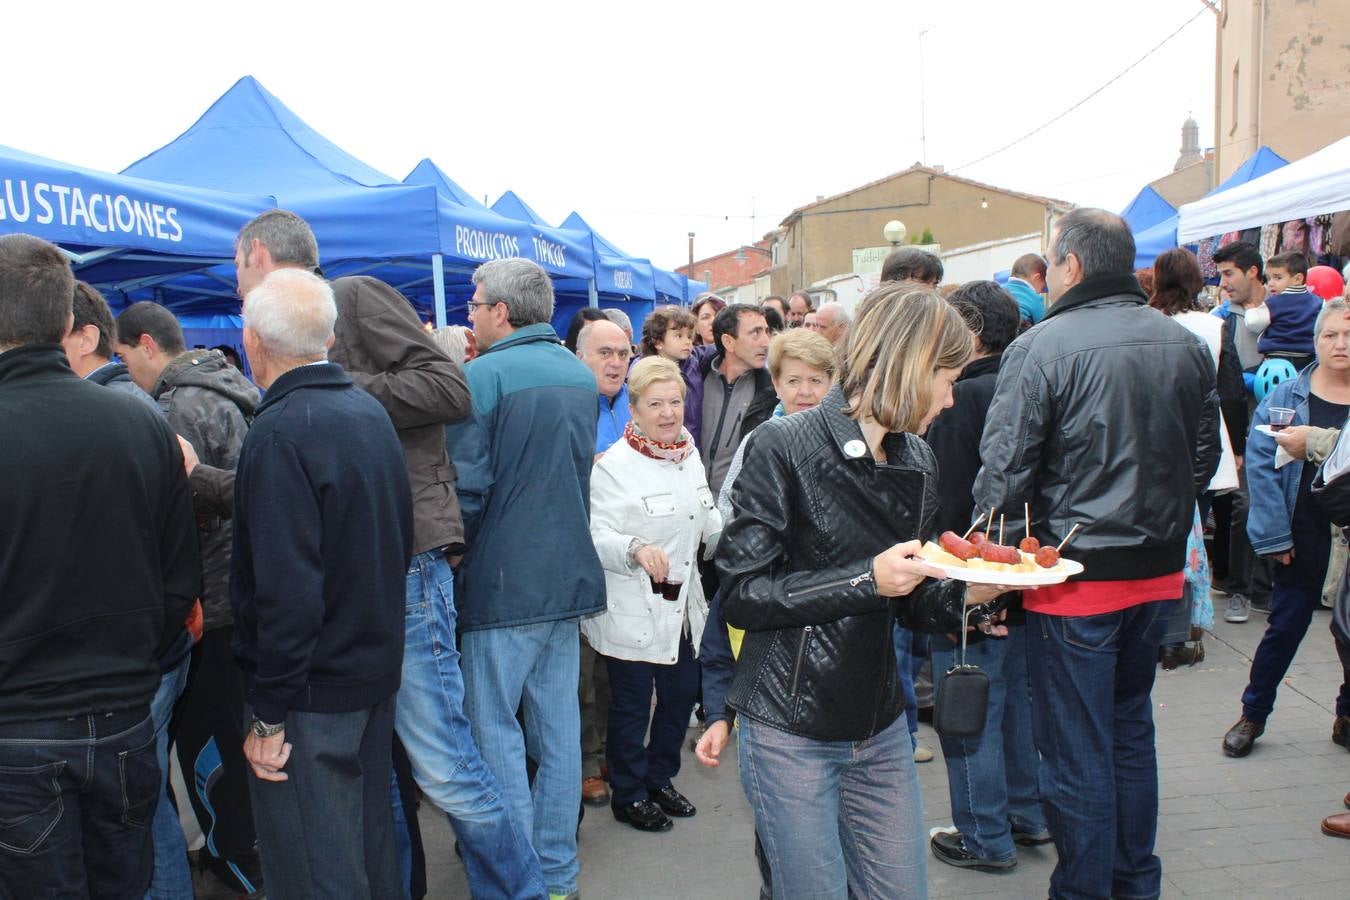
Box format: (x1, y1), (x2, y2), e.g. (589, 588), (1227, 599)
(844, 439), (866, 458)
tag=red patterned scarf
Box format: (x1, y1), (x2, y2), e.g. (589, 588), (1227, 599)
(623, 420), (695, 463)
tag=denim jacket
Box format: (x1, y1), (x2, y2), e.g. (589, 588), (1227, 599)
(1246, 365), (1313, 555)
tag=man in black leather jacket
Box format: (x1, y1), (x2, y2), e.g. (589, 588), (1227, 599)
(974, 209), (1220, 900)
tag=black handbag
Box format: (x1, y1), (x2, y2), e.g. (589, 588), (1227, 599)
(933, 604), (991, 739)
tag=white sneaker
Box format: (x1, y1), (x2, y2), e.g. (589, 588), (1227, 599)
(1224, 593), (1250, 623)
(914, 745), (934, 763)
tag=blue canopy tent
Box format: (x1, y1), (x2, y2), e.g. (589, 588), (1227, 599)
(653, 268), (687, 304)
(483, 190), (600, 335)
(0, 143), (274, 301)
(176, 312), (247, 373)
(1120, 185), (1176, 235)
(556, 211), (661, 334)
(120, 76), (577, 326)
(560, 212), (656, 302)
(404, 161), (595, 288)
(1132, 146), (1290, 269)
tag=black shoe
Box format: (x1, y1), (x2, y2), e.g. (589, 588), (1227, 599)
(611, 799), (673, 832)
(1169, 639), (1205, 668)
(1223, 716), (1264, 757)
(1333, 716), (1350, 750)
(1011, 824), (1053, 846)
(929, 831), (1016, 872)
(650, 784), (696, 817)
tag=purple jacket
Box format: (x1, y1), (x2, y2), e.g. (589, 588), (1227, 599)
(681, 345), (778, 457)
(681, 345), (718, 447)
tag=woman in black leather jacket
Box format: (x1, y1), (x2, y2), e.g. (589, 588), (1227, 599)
(716, 283), (1009, 899)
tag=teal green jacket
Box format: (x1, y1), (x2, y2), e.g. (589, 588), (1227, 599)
(446, 324), (606, 631)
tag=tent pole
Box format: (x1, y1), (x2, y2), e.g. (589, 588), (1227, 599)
(588, 278), (598, 309)
(432, 253), (447, 328)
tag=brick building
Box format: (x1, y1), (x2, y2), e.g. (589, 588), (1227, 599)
(676, 240), (773, 303)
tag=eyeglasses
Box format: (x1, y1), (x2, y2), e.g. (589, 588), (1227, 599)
(466, 300), (501, 315)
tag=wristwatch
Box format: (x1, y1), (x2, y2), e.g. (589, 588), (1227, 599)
(250, 718), (285, 738)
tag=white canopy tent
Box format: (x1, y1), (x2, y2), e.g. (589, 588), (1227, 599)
(1177, 135), (1350, 243)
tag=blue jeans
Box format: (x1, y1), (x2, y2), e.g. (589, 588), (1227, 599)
(389, 769), (413, 899)
(247, 698), (400, 900)
(147, 656), (193, 900)
(891, 624), (923, 745)
(930, 625), (1044, 862)
(738, 714), (926, 899)
(0, 708), (158, 898)
(461, 619), (582, 897)
(604, 634), (699, 805)
(1027, 600), (1175, 900)
(1241, 574), (1323, 723)
(395, 551), (546, 899)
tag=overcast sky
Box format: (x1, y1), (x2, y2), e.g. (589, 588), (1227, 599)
(4, 1), (1218, 270)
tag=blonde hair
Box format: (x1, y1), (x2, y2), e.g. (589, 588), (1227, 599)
(768, 328), (837, 380)
(839, 283), (973, 432)
(627, 356), (686, 405)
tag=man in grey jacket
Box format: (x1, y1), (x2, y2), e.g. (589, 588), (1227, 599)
(232, 210), (544, 898)
(116, 300), (265, 895)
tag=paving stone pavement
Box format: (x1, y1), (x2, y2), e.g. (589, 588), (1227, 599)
(422, 598), (1350, 898)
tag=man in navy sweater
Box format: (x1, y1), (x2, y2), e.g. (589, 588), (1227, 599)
(230, 268), (413, 899)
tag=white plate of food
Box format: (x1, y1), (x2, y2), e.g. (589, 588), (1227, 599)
(918, 536), (1084, 586)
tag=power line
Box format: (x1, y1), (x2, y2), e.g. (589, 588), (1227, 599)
(951, 7), (1209, 173)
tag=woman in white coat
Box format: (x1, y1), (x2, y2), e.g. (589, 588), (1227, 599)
(584, 356), (722, 833)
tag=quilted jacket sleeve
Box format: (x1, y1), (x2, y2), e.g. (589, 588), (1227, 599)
(716, 428), (887, 631)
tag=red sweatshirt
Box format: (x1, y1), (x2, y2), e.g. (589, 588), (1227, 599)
(1024, 572), (1183, 617)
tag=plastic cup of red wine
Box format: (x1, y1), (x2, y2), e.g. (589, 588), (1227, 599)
(1268, 407), (1295, 431)
(649, 578), (683, 601)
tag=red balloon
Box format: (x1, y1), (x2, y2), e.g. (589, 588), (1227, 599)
(1306, 265), (1345, 301)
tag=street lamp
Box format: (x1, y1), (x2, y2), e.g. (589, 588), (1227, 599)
(883, 220), (907, 248)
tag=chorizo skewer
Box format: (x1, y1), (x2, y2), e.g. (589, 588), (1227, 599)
(978, 541), (1021, 565)
(938, 531), (978, 560)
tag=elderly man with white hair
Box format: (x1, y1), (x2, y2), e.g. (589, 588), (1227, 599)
(814, 301), (850, 346)
(232, 269), (414, 900)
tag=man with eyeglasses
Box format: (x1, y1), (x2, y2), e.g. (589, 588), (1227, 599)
(450, 258), (606, 900)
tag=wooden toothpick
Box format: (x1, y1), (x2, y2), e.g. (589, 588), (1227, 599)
(1055, 523), (1082, 553)
(999, 515), (1005, 546)
(1025, 502), (1031, 539)
(960, 511), (987, 541)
